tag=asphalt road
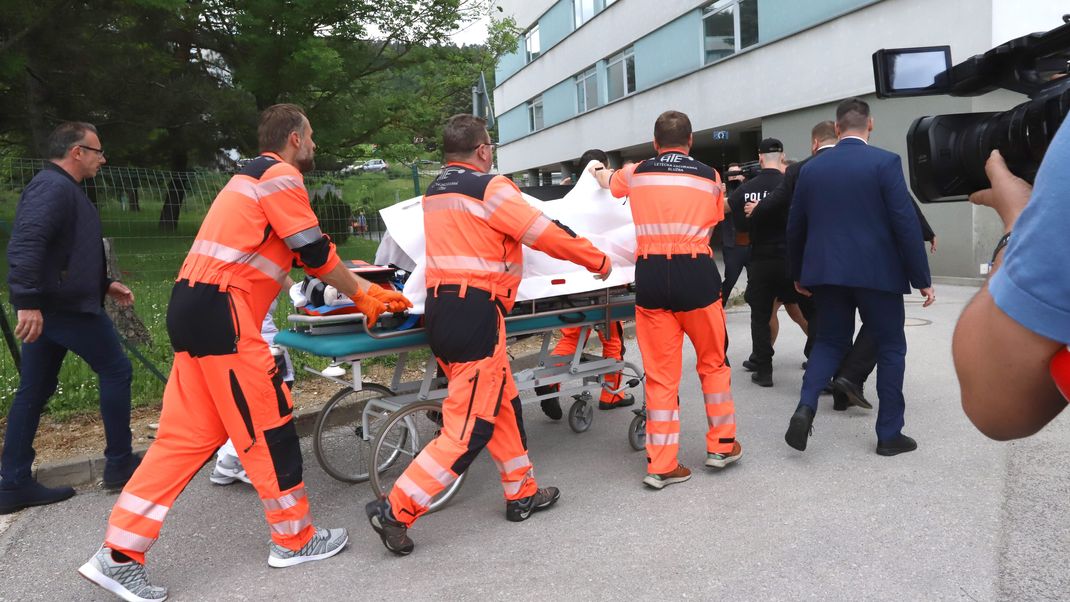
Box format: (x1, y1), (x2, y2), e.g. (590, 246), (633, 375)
(1, 284), (1067, 601)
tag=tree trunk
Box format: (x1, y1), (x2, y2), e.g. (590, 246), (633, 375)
(103, 238), (151, 346)
(158, 147), (189, 231)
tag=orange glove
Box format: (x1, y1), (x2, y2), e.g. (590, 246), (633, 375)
(367, 284), (413, 314)
(349, 289), (388, 327)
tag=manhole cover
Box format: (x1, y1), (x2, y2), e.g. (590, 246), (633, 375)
(905, 317), (932, 327)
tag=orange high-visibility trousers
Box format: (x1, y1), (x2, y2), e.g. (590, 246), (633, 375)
(549, 322), (627, 404)
(636, 300), (734, 474)
(387, 293), (536, 526)
(104, 286), (313, 564)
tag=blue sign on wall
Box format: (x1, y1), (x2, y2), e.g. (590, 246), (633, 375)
(713, 130), (730, 141)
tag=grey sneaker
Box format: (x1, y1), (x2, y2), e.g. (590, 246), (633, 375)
(78, 546), (168, 602)
(267, 527), (348, 568)
(209, 454), (251, 486)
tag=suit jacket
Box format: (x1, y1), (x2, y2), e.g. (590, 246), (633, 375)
(786, 138), (931, 294)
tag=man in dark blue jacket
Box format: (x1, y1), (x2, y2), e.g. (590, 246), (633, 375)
(784, 99), (935, 456)
(2, 122), (138, 514)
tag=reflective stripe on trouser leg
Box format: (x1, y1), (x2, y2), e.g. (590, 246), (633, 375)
(487, 393), (537, 501)
(635, 307), (686, 474)
(677, 300), (735, 453)
(105, 355), (228, 565)
(388, 311), (514, 526)
(598, 321), (626, 403)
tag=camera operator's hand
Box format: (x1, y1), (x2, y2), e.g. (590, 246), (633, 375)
(969, 150), (1033, 231)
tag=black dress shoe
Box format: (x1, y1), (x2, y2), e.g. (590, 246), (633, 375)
(784, 405), (815, 451)
(599, 394), (636, 410)
(535, 385), (562, 420)
(876, 434), (917, 456)
(742, 360), (758, 372)
(103, 453), (142, 491)
(832, 392), (849, 411)
(0, 480), (76, 515)
(751, 372), (773, 387)
(831, 377), (873, 410)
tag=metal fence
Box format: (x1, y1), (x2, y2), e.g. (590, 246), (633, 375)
(0, 157), (438, 416)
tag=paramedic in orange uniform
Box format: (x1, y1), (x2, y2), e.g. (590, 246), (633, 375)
(79, 104), (410, 601)
(592, 110), (741, 490)
(366, 114), (611, 555)
(538, 148), (633, 420)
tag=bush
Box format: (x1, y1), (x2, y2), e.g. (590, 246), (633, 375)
(311, 189), (353, 245)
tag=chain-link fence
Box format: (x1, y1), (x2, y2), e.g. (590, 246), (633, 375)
(0, 157), (439, 417)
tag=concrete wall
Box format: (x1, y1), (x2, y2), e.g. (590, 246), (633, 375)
(757, 0), (878, 42)
(542, 79), (575, 127)
(539, 0), (575, 51)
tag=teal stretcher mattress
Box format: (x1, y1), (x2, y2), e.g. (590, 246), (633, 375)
(275, 303), (635, 360)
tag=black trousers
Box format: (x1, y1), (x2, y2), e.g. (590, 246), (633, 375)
(720, 245), (750, 305)
(836, 324), (878, 385)
(745, 253), (812, 373)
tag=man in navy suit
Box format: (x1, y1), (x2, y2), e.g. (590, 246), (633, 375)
(784, 98), (935, 456)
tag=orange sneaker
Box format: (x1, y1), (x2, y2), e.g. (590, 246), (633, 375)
(642, 463), (692, 489)
(705, 441), (743, 469)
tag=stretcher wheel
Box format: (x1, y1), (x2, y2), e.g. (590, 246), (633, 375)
(369, 401), (467, 514)
(313, 382), (393, 483)
(628, 413), (646, 451)
(568, 395), (594, 433)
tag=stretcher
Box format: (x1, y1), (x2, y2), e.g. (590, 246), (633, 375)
(274, 286), (645, 512)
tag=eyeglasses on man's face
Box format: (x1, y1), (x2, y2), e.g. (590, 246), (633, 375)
(77, 144), (105, 159)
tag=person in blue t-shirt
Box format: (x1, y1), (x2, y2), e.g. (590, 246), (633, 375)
(954, 118), (1070, 440)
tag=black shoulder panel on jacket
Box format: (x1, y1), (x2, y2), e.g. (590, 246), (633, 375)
(239, 155), (281, 180)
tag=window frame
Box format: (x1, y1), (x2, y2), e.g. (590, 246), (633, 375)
(525, 24), (541, 63)
(605, 47), (636, 102)
(574, 66), (599, 113)
(702, 0), (758, 64)
(527, 96), (545, 132)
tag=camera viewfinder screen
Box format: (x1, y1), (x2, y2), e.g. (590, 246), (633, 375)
(889, 50), (950, 91)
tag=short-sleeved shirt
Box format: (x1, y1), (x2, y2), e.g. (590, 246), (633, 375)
(989, 119), (1070, 344)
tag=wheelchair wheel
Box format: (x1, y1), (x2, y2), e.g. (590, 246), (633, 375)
(369, 401), (467, 514)
(568, 394), (594, 433)
(628, 413), (646, 451)
(313, 382), (393, 483)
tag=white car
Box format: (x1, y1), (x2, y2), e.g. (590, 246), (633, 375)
(361, 159), (389, 173)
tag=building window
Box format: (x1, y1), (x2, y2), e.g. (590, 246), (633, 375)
(575, 67), (599, 113)
(605, 48), (636, 102)
(574, 0), (616, 28)
(525, 25), (541, 62)
(527, 96), (544, 132)
(703, 0), (758, 64)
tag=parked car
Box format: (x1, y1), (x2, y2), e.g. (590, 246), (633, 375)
(361, 158), (389, 173)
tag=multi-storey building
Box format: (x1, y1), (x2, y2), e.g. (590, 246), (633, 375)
(492, 0), (1066, 280)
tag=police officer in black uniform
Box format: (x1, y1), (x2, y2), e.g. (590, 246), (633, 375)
(733, 138), (800, 387)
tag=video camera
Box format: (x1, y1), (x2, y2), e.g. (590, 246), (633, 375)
(873, 16), (1070, 203)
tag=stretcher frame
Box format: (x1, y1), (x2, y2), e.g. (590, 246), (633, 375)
(275, 287), (644, 508)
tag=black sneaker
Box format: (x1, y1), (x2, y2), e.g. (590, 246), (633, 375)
(599, 393), (636, 410)
(103, 454), (142, 491)
(751, 371), (773, 387)
(365, 498), (414, 556)
(742, 360), (758, 372)
(535, 385), (562, 420)
(0, 480), (75, 515)
(506, 487), (560, 522)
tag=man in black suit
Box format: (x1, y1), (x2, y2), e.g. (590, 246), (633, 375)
(784, 98), (935, 456)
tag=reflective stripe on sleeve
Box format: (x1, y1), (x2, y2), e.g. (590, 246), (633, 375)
(282, 226), (324, 250)
(269, 514), (313, 537)
(414, 453), (457, 488)
(105, 525), (156, 553)
(630, 174), (717, 194)
(261, 487), (308, 512)
(483, 185), (516, 213)
(222, 177), (260, 202)
(116, 492), (169, 523)
(189, 239), (289, 284)
(519, 215), (552, 246)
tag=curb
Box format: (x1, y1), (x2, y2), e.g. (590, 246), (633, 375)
(30, 337), (638, 490)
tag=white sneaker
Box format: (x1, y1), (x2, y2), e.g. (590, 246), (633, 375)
(268, 527), (349, 568)
(78, 546), (168, 602)
(210, 454), (251, 486)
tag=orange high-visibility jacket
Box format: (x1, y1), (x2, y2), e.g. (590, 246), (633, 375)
(177, 153), (340, 318)
(423, 162), (608, 311)
(610, 149), (724, 258)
